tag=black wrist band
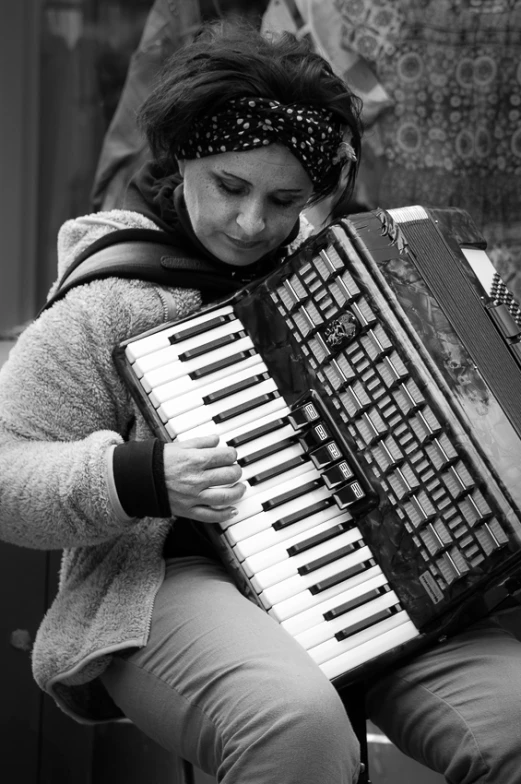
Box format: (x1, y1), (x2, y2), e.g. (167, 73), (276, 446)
(113, 439), (171, 519)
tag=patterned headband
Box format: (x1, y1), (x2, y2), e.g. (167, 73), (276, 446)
(174, 96), (356, 187)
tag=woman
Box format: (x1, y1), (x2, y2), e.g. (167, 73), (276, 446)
(2, 20), (521, 784)
(0, 21), (363, 784)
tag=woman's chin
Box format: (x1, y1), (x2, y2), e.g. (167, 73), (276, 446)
(211, 238), (269, 266)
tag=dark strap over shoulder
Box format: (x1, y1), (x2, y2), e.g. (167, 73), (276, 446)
(39, 228), (242, 315)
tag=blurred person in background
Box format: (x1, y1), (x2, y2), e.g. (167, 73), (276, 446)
(91, 0), (270, 211)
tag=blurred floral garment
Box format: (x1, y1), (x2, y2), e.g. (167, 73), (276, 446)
(263, 0), (521, 298)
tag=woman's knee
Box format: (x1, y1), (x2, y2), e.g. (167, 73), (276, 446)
(221, 665), (361, 782)
(367, 621), (521, 784)
(103, 647), (361, 783)
(273, 674), (358, 752)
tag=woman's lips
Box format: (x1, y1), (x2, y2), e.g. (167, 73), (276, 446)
(225, 235), (264, 250)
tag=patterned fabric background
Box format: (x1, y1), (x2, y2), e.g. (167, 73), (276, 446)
(266, 0), (521, 299)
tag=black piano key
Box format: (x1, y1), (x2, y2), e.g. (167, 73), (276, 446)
(238, 436), (298, 467)
(272, 497), (335, 530)
(263, 478), (323, 511)
(298, 542), (362, 576)
(248, 454), (309, 486)
(168, 313), (235, 343)
(335, 604), (401, 641)
(189, 347), (257, 380)
(179, 330), (246, 360)
(309, 558), (376, 595)
(287, 522), (352, 557)
(323, 585), (390, 620)
(213, 391), (280, 423)
(322, 460), (355, 489)
(203, 371), (270, 404)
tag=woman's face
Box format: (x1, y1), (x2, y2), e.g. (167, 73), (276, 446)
(178, 144), (314, 266)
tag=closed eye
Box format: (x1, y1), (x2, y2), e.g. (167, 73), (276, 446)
(217, 177), (299, 208)
(217, 179), (243, 196)
(271, 196), (298, 208)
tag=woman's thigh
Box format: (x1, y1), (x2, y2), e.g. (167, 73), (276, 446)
(366, 616), (521, 784)
(102, 556), (360, 784)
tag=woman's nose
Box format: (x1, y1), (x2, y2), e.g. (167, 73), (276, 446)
(236, 200), (265, 236)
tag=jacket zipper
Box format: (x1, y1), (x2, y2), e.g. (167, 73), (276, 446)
(156, 287), (178, 322)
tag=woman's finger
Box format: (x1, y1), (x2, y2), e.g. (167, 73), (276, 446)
(199, 482), (247, 506)
(186, 505), (239, 524)
(174, 435), (220, 450)
(201, 464), (243, 488)
(165, 439), (237, 465)
(169, 497), (240, 523)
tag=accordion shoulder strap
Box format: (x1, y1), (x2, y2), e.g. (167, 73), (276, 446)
(39, 228), (242, 316)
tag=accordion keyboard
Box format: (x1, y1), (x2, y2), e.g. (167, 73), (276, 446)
(123, 303), (421, 680)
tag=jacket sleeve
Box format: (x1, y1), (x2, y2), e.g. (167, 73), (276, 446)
(0, 279), (158, 550)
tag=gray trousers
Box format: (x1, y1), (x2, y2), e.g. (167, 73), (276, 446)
(101, 557), (521, 783)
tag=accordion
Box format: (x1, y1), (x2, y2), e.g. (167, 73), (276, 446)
(114, 206), (521, 691)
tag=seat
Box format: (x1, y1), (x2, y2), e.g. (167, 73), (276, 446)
(340, 683), (371, 784)
(178, 758), (195, 784)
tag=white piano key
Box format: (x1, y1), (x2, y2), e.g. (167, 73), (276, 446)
(219, 407), (293, 445)
(295, 589), (400, 650)
(222, 469), (324, 544)
(237, 505), (347, 568)
(140, 336), (256, 390)
(248, 526), (363, 592)
(158, 319), (247, 362)
(259, 545), (375, 608)
(148, 353), (265, 407)
(316, 616), (420, 679)
(133, 319), (248, 377)
(133, 346), (180, 378)
(234, 422), (298, 461)
(125, 304), (236, 361)
(170, 396), (287, 440)
(235, 513), (345, 568)
(281, 573), (389, 637)
(157, 362), (269, 419)
(221, 479), (333, 534)
(147, 368), (200, 402)
(269, 563), (382, 622)
(177, 404), (291, 443)
(163, 378), (279, 430)
(239, 442), (309, 483)
(243, 462), (314, 496)
(224, 467), (323, 529)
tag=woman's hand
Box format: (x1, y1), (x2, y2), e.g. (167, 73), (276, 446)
(163, 435), (246, 523)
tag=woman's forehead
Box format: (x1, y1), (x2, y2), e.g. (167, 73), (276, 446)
(192, 145), (314, 192)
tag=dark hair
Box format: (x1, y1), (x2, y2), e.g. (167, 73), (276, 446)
(138, 21), (363, 205)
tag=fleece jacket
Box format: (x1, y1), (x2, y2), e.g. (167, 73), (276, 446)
(0, 209), (203, 722)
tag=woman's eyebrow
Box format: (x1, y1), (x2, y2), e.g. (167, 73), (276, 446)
(219, 170), (306, 194)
